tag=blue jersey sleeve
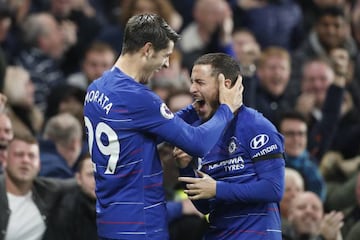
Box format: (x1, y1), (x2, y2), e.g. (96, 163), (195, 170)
(175, 105), (199, 124)
(216, 112), (285, 203)
(216, 158), (285, 203)
(131, 91), (234, 157)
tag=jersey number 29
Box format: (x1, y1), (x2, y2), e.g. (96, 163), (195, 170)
(84, 116), (120, 174)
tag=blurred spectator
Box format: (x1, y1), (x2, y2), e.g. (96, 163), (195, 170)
(340, 172), (360, 239)
(352, 4), (360, 86)
(45, 0), (102, 75)
(231, 28), (260, 107)
(232, 28), (260, 76)
(283, 191), (344, 240)
(170, 0), (194, 30)
(280, 168), (305, 224)
(292, 6), (357, 85)
(161, 91), (193, 195)
(166, 91), (193, 112)
(0, 3), (12, 90)
(3, 66), (44, 137)
(39, 113), (84, 179)
(328, 47), (360, 113)
(279, 111), (327, 200)
(232, 0), (304, 51)
(15, 13), (68, 111)
(296, 58), (345, 161)
(67, 41), (116, 91)
(120, 0), (183, 32)
(246, 46), (294, 125)
(2, 0), (30, 65)
(0, 111), (13, 174)
(51, 153), (97, 240)
(328, 89), (360, 158)
(99, 0), (182, 54)
(151, 49), (191, 99)
(297, 0), (352, 36)
(45, 84), (86, 131)
(320, 152), (358, 211)
(0, 133), (76, 240)
(179, 0), (234, 71)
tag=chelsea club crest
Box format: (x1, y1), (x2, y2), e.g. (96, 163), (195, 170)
(228, 137), (238, 154)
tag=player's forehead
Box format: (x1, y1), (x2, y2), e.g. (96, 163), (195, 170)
(191, 64), (214, 78)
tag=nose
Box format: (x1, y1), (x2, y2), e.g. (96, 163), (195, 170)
(189, 83), (197, 94)
(163, 57), (170, 69)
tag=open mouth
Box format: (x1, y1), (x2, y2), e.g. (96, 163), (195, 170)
(0, 143), (7, 150)
(194, 99), (206, 107)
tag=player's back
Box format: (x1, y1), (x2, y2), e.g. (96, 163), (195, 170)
(83, 67), (168, 240)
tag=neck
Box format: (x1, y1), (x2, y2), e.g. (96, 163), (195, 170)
(114, 54), (145, 82)
(5, 174), (32, 196)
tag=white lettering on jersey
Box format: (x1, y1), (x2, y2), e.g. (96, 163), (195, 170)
(252, 144), (278, 158)
(84, 90), (113, 114)
(208, 156), (245, 172)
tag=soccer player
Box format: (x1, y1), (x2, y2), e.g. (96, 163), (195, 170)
(176, 53), (285, 240)
(83, 14), (243, 240)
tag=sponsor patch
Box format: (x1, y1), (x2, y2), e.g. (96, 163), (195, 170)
(160, 103), (174, 119)
(250, 134), (269, 149)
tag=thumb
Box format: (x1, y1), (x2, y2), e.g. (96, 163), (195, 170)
(218, 73), (225, 87)
(196, 170), (206, 178)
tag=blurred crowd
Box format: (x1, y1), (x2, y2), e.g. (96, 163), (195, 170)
(0, 0), (359, 240)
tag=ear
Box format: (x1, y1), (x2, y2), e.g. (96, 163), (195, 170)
(142, 42), (154, 58)
(224, 78), (232, 89)
(75, 172), (81, 185)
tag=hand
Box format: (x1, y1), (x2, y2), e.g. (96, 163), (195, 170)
(61, 20), (77, 50)
(181, 199), (204, 217)
(0, 93), (7, 112)
(178, 171), (216, 200)
(320, 211), (344, 240)
(295, 93), (316, 118)
(173, 147), (192, 168)
(330, 48), (350, 78)
(218, 1), (233, 45)
(218, 74), (243, 113)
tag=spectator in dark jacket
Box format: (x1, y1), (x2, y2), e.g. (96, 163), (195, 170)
(0, 133), (76, 240)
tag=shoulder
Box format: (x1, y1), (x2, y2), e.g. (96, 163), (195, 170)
(34, 177), (77, 193)
(237, 106), (277, 132)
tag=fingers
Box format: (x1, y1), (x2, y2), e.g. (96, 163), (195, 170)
(184, 190), (202, 200)
(178, 177), (198, 184)
(196, 170), (206, 178)
(323, 211), (344, 230)
(234, 74), (243, 90)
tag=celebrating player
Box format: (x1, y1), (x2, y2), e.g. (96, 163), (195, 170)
(83, 14), (243, 240)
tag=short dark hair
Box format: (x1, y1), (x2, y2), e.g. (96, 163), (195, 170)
(121, 13), (180, 54)
(316, 6), (346, 22)
(279, 111), (307, 126)
(194, 53), (240, 86)
(11, 133), (38, 145)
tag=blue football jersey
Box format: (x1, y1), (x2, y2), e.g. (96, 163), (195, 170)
(83, 67), (234, 239)
(180, 106), (285, 240)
